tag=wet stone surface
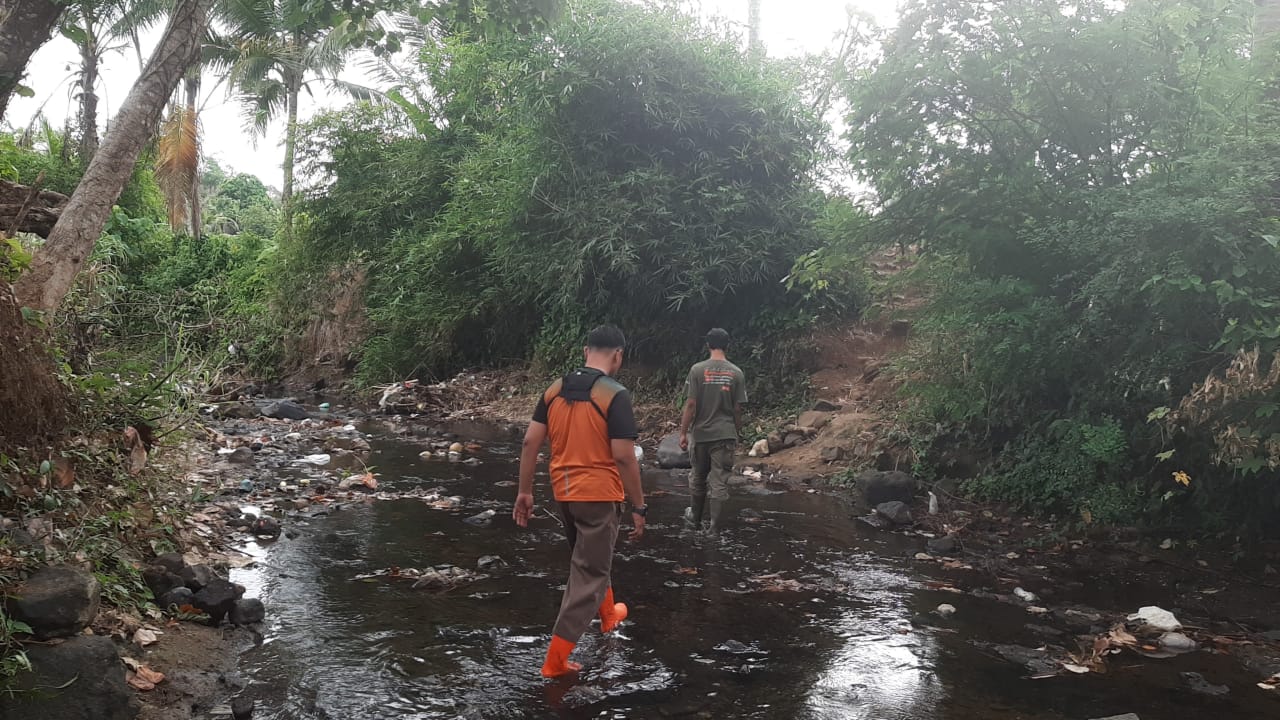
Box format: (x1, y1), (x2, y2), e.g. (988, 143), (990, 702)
(221, 430), (1280, 719)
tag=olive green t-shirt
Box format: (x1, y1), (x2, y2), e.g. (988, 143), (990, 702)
(685, 359), (748, 443)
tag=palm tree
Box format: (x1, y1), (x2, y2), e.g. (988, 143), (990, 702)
(208, 0), (385, 241)
(60, 0), (168, 161)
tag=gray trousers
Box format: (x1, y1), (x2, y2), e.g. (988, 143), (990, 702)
(689, 439), (735, 526)
(552, 501), (621, 641)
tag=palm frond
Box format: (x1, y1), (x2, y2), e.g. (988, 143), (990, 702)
(108, 0), (173, 38)
(214, 0), (280, 38)
(155, 105), (201, 232)
(238, 81), (288, 135)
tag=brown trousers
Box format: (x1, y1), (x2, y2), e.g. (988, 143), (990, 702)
(552, 501), (621, 641)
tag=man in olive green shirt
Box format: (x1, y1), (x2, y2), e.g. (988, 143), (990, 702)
(679, 328), (747, 536)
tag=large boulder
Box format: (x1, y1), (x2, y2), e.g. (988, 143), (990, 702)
(6, 566), (101, 639)
(179, 564), (217, 592)
(261, 400), (309, 421)
(141, 566), (185, 600)
(855, 470), (917, 506)
(656, 434), (691, 469)
(193, 578), (244, 626)
(0, 636), (138, 720)
(230, 598), (266, 626)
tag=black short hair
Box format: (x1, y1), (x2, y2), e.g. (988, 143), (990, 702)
(706, 328), (730, 350)
(587, 325), (626, 350)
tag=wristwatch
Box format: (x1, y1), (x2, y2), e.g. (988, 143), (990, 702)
(631, 504), (648, 517)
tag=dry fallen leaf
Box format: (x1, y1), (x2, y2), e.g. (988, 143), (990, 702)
(124, 427), (148, 476)
(126, 672), (155, 691)
(675, 566), (700, 575)
(359, 472), (379, 490)
(1061, 663), (1091, 674)
(133, 628), (159, 647)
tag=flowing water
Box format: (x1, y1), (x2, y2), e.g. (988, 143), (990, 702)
(227, 427), (1277, 719)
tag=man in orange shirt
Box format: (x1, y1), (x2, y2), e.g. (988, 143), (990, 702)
(513, 325), (647, 678)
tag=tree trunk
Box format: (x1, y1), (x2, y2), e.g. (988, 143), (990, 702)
(0, 282), (66, 447)
(0, 0), (67, 122)
(184, 72), (201, 240)
(14, 0), (213, 314)
(747, 0), (762, 58)
(281, 68), (300, 243)
(78, 12), (100, 162)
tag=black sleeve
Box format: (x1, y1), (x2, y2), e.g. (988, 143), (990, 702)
(532, 395), (549, 424)
(606, 389), (639, 440)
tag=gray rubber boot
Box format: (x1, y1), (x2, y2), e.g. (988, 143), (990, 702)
(686, 494), (706, 531)
(705, 497), (725, 537)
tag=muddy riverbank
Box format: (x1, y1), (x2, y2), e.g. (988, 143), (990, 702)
(144, 394), (1280, 719)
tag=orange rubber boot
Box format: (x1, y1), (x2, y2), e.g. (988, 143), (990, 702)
(540, 635), (582, 678)
(598, 587), (628, 634)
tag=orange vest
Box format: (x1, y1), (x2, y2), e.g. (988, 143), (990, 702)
(542, 373), (626, 502)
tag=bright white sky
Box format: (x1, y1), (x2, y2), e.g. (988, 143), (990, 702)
(13, 0), (899, 190)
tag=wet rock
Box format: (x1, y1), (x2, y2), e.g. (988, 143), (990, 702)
(158, 586), (193, 609)
(0, 636), (137, 720)
(1089, 715), (1140, 720)
(1025, 623), (1065, 639)
(739, 508), (764, 523)
(936, 604), (957, 618)
(748, 438), (770, 457)
(657, 434), (692, 469)
(228, 447), (255, 464)
(231, 696), (255, 720)
(326, 436), (371, 452)
(987, 643), (1059, 675)
(6, 565), (101, 639)
(464, 510), (497, 527)
(1160, 632), (1197, 654)
(154, 552), (186, 574)
(180, 564), (217, 592)
(142, 566), (185, 599)
(291, 499), (311, 511)
(214, 402), (259, 420)
(262, 400), (309, 421)
(811, 399), (842, 412)
(855, 470), (917, 506)
(875, 501), (913, 525)
(927, 534), (958, 554)
(856, 513), (892, 530)
(1263, 630), (1280, 642)
(251, 516), (281, 539)
(714, 639), (753, 654)
(230, 598), (266, 626)
(194, 578), (245, 626)
(477, 555), (507, 570)
(783, 432), (806, 448)
(1181, 671), (1229, 696)
(797, 411), (832, 430)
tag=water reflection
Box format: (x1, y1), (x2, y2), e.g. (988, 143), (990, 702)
(223, 433), (1277, 720)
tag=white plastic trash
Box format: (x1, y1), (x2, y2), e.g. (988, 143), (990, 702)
(294, 453), (331, 466)
(634, 445), (644, 462)
(1128, 606), (1181, 632)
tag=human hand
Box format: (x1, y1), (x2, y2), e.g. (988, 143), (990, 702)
(513, 492), (534, 527)
(679, 433), (688, 451)
(628, 512), (646, 542)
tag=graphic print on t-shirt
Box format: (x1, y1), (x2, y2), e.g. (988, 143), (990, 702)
(704, 369), (736, 392)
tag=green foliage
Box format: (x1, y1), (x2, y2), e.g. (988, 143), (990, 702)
(845, 0), (1280, 532)
(0, 604), (32, 695)
(202, 162), (280, 237)
(294, 0), (827, 399)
